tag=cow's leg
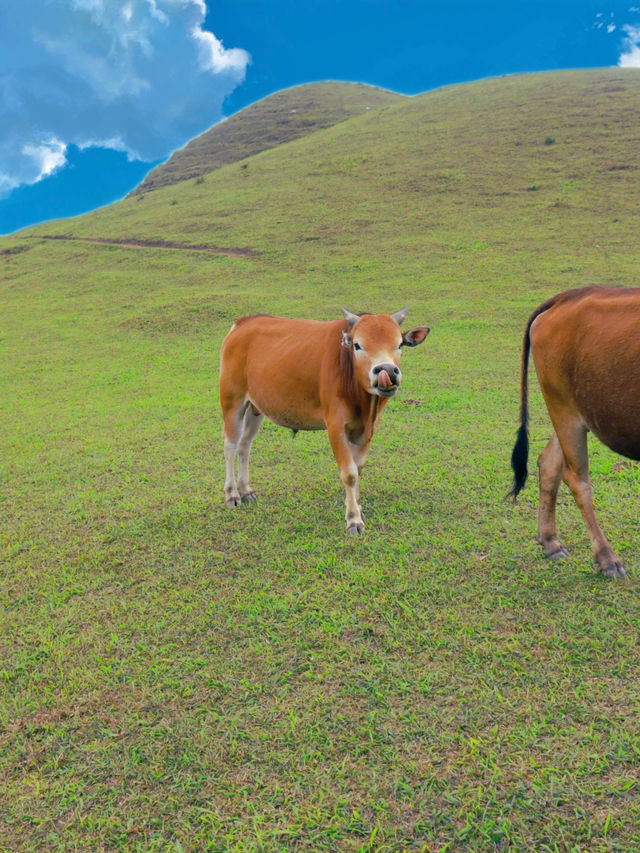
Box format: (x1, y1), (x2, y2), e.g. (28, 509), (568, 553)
(327, 422), (364, 535)
(555, 418), (626, 579)
(221, 399), (249, 508)
(537, 432), (569, 559)
(351, 442), (369, 515)
(236, 405), (264, 503)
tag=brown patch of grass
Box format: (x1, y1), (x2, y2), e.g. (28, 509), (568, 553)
(29, 234), (255, 257)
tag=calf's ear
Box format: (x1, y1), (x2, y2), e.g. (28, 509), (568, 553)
(402, 326), (430, 347)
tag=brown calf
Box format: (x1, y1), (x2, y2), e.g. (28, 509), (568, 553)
(220, 308), (429, 533)
(510, 285), (640, 579)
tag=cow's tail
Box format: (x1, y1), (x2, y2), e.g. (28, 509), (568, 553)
(509, 296), (560, 499)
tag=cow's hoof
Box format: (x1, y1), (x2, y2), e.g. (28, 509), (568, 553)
(538, 536), (569, 560)
(241, 491), (258, 503)
(546, 547), (570, 560)
(347, 523), (364, 536)
(601, 560), (626, 580)
(225, 495), (241, 508)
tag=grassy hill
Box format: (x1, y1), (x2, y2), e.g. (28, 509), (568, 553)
(2, 70), (640, 851)
(131, 82), (405, 195)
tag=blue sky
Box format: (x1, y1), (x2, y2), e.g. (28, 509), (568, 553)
(1, 0), (639, 235)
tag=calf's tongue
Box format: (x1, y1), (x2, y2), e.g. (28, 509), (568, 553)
(377, 369), (392, 389)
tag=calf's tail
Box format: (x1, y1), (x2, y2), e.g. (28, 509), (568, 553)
(509, 327), (531, 499)
(509, 295), (560, 499)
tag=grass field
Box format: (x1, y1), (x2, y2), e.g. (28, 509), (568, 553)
(2, 70), (640, 851)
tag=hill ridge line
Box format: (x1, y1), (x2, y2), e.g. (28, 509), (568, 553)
(133, 81), (404, 196)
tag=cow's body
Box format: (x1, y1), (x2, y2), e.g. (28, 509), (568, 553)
(220, 309), (429, 533)
(510, 285), (640, 578)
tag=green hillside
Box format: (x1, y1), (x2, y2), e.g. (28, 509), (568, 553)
(2, 69), (640, 851)
(131, 82), (405, 195)
(22, 70), (640, 283)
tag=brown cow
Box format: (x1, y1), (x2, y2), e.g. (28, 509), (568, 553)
(219, 308), (429, 533)
(510, 285), (640, 579)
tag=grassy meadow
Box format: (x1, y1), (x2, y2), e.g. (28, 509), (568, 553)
(2, 70), (640, 851)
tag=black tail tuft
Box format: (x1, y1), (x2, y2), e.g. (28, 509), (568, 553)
(509, 293), (564, 501)
(509, 424), (529, 499)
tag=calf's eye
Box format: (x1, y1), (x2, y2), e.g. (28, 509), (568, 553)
(354, 342), (362, 351)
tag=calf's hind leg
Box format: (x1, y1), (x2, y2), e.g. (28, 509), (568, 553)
(537, 432), (569, 559)
(554, 416), (626, 579)
(221, 398), (249, 508)
(236, 404), (264, 503)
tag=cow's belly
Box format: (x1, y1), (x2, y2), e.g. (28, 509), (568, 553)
(248, 389), (326, 431)
(261, 407), (326, 431)
(589, 421), (640, 462)
(580, 398), (640, 461)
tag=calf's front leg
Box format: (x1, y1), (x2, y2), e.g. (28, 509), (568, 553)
(327, 419), (365, 535)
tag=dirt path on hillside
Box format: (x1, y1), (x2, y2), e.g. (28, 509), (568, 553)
(26, 235), (255, 259)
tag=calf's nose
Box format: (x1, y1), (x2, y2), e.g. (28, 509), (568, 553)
(373, 363), (401, 387)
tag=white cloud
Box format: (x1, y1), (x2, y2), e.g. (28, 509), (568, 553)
(0, 0), (250, 195)
(22, 138), (68, 179)
(608, 23), (617, 32)
(192, 27), (249, 74)
(0, 138), (68, 196)
(619, 24), (640, 65)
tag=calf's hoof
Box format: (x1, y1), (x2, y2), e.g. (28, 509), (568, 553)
(241, 491), (258, 503)
(600, 559), (626, 580)
(346, 522), (364, 536)
(538, 537), (569, 560)
(225, 494), (242, 508)
(546, 546), (570, 560)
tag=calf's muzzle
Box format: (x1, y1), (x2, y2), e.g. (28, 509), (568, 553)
(372, 363), (401, 391)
